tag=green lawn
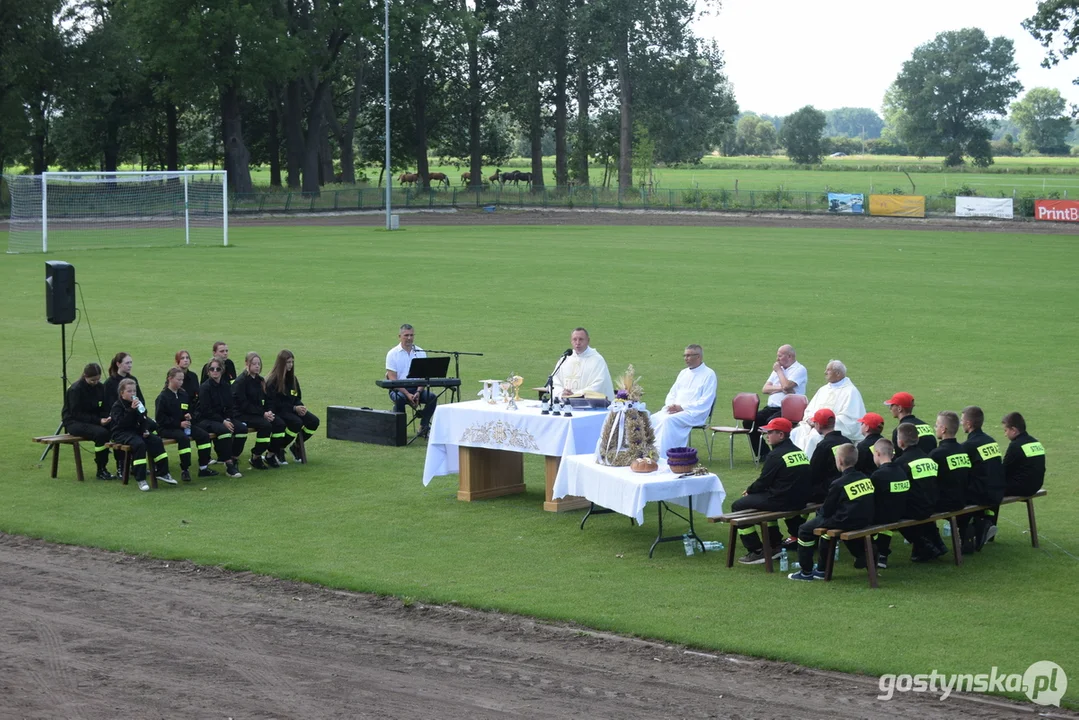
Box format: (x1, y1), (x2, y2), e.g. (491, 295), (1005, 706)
(1, 223), (1076, 706)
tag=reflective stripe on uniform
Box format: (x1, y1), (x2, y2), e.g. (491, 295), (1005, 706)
(946, 453), (971, 470)
(843, 477), (874, 501)
(154, 452), (168, 463)
(737, 527), (758, 536)
(782, 450), (809, 467)
(1022, 442), (1045, 458)
(977, 443), (1001, 460)
(908, 459), (938, 479)
(916, 424), (934, 438)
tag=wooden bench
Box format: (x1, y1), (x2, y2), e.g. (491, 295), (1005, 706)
(708, 503), (822, 572)
(33, 434), (88, 483)
(110, 432), (221, 489)
(812, 489), (1048, 588)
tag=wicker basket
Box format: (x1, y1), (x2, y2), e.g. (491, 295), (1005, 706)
(666, 447), (698, 474)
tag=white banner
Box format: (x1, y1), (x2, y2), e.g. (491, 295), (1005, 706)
(955, 197), (1013, 219)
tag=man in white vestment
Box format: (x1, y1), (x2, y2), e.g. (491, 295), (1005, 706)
(789, 359), (866, 457)
(650, 344), (717, 456)
(551, 327), (614, 400)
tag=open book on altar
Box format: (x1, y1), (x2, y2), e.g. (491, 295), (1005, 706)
(566, 390), (608, 399)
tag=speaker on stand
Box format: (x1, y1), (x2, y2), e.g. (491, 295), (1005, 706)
(42, 261), (76, 458)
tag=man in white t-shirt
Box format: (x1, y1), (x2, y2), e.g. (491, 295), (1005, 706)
(385, 323), (436, 436)
(746, 344), (808, 461)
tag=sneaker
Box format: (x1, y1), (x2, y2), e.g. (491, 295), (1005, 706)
(811, 567), (827, 579)
(137, 480), (151, 492)
(985, 525), (997, 544)
(788, 570), (817, 581)
(877, 554), (889, 569)
(250, 455), (268, 470)
(208, 458), (221, 466)
(290, 444), (305, 464)
(96, 469), (116, 481)
(738, 550), (766, 565)
(158, 473), (178, 486)
(198, 467), (219, 478)
(225, 462), (243, 479)
(275, 450), (288, 466)
(181, 469), (192, 482)
(264, 453), (280, 469)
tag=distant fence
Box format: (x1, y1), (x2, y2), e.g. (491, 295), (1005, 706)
(228, 186), (1060, 219)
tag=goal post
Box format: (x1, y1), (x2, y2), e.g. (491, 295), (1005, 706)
(5, 170), (228, 254)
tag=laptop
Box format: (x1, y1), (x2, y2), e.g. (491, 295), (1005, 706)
(407, 355), (450, 379)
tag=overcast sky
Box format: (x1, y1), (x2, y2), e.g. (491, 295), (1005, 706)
(695, 0), (1079, 118)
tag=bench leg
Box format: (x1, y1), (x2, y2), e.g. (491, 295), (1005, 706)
(726, 524), (737, 568)
(121, 451), (131, 485)
(864, 537), (879, 589)
(50, 443), (60, 479)
(824, 535), (836, 580)
(295, 432), (307, 464)
(950, 518), (962, 566)
(761, 523), (774, 573)
(1026, 499), (1039, 548)
(72, 442), (85, 482)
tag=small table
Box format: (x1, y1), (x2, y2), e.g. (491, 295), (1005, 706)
(552, 454), (726, 556)
(422, 400), (608, 512)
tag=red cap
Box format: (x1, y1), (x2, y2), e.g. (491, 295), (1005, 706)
(760, 417), (793, 434)
(811, 408), (836, 425)
(884, 392), (915, 408)
(858, 412), (885, 430)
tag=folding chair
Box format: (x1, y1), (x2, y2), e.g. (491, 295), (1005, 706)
(708, 393), (761, 469)
(688, 400), (716, 462)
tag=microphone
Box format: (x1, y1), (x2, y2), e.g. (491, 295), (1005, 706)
(562, 348), (573, 357)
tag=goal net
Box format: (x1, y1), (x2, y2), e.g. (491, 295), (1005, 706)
(5, 170), (228, 253)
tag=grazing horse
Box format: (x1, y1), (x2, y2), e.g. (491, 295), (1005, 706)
(397, 172), (419, 186)
(427, 172), (450, 189)
(516, 171), (532, 187)
(461, 171), (472, 186)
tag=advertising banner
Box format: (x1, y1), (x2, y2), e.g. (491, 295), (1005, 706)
(1034, 199), (1079, 222)
(869, 195), (925, 218)
(827, 193), (864, 214)
(955, 197), (1013, 219)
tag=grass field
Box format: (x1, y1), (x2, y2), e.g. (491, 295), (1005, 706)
(1, 222), (1076, 706)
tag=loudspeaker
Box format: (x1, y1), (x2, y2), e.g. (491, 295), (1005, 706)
(326, 406), (407, 447)
(45, 261), (76, 325)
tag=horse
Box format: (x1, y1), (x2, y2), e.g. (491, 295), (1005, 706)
(427, 172), (450, 189)
(499, 170), (520, 186)
(516, 172), (532, 188)
(461, 171), (472, 186)
(397, 172), (419, 187)
(489, 169), (501, 184)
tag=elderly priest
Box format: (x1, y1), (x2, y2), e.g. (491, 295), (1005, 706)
(551, 327), (614, 400)
(650, 345), (717, 456)
(790, 359), (866, 457)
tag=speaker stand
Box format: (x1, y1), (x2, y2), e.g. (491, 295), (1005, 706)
(39, 323), (70, 462)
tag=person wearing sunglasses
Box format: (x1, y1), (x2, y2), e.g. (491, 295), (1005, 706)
(194, 360), (247, 478)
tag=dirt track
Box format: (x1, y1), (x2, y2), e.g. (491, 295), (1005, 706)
(3, 533), (1070, 719)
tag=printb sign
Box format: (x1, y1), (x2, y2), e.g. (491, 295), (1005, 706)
(1034, 200), (1079, 222)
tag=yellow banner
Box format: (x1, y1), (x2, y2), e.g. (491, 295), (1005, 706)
(869, 195), (926, 218)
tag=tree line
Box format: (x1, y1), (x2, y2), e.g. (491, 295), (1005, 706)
(0, 0), (738, 193)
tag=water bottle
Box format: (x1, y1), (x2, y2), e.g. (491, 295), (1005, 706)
(834, 543), (840, 561)
(702, 540), (725, 552)
(184, 424), (191, 437)
(779, 549), (789, 572)
(942, 522), (952, 538)
(135, 398), (145, 414)
(683, 533), (695, 556)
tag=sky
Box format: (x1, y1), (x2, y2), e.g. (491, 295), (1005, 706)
(695, 0), (1079, 117)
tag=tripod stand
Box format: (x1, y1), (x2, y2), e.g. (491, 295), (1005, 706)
(39, 323), (71, 461)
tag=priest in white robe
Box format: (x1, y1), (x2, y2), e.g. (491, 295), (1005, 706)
(650, 345), (717, 456)
(551, 327), (614, 400)
(789, 359), (866, 457)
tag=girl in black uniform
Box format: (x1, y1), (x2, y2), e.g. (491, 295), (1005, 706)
(194, 359), (246, 478)
(111, 378), (175, 491)
(265, 349), (320, 464)
(62, 362), (115, 480)
(104, 352), (154, 474)
(175, 350), (201, 414)
(232, 352), (287, 470)
(156, 367), (217, 482)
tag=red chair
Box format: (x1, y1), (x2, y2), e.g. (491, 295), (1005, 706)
(780, 394), (808, 424)
(688, 399), (716, 461)
(708, 393), (761, 468)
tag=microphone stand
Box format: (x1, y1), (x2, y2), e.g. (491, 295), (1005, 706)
(425, 349), (483, 403)
(546, 352), (572, 414)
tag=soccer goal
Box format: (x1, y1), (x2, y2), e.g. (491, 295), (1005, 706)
(5, 170), (228, 253)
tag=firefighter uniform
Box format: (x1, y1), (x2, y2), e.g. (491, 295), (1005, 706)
(895, 446), (944, 559)
(930, 438), (970, 513)
(732, 438), (811, 554)
(962, 429), (1005, 549)
(855, 431), (882, 476)
(63, 377), (112, 477)
(795, 468), (875, 573)
(808, 430), (853, 503)
(233, 372), (287, 465)
(110, 397), (169, 483)
(195, 377), (248, 463)
(268, 378), (320, 461)
(1003, 432), (1045, 497)
(201, 358), (238, 384)
(155, 386), (212, 473)
(869, 459), (909, 563)
(892, 414), (937, 455)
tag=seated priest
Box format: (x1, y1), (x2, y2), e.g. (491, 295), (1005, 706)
(650, 345), (717, 456)
(551, 327), (614, 400)
(790, 359), (866, 457)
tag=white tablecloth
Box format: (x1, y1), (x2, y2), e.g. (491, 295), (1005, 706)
(422, 400), (608, 485)
(552, 454), (726, 526)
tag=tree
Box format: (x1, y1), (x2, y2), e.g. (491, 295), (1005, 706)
(1023, 1), (1079, 96)
(1010, 87), (1074, 154)
(889, 28), (1022, 167)
(779, 105), (825, 164)
(823, 107), (883, 139)
(733, 114), (777, 155)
